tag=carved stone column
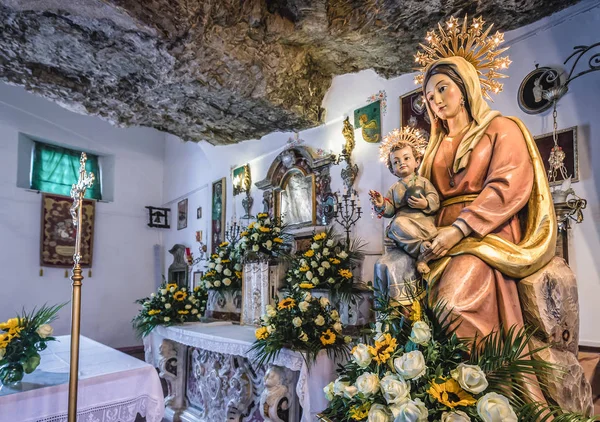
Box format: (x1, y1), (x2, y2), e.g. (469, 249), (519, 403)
(260, 365), (299, 422)
(158, 339), (188, 419)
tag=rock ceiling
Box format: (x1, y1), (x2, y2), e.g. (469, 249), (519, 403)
(0, 0), (580, 145)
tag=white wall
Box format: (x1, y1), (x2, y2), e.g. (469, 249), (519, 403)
(163, 0), (600, 346)
(0, 83), (165, 348)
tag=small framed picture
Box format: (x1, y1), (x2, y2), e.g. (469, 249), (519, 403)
(534, 126), (579, 185)
(193, 271), (204, 289)
(400, 87), (430, 142)
(177, 198), (188, 230)
(196, 207), (202, 219)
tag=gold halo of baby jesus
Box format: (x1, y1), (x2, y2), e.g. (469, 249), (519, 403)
(369, 141), (440, 274)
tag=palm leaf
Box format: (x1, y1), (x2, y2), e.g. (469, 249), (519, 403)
(518, 402), (599, 421)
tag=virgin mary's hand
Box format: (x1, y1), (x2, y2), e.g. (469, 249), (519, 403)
(423, 226), (464, 260)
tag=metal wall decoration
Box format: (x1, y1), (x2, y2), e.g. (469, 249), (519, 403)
(400, 87), (430, 142)
(255, 146), (335, 228)
(211, 178), (226, 254)
(40, 193), (95, 268)
(534, 126), (579, 186)
(145, 206), (170, 228)
(517, 66), (560, 114)
(353, 100), (381, 143)
(177, 198), (188, 230)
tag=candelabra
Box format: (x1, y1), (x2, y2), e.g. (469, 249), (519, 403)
(186, 241), (208, 268)
(333, 187), (362, 247)
(225, 219), (245, 247)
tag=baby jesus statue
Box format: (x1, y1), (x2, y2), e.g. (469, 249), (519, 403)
(369, 127), (439, 274)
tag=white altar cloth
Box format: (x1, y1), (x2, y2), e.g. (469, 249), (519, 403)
(0, 335), (164, 422)
(144, 322), (339, 422)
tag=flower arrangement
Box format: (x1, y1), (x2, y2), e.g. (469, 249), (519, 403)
(239, 213), (288, 260)
(286, 229), (364, 297)
(202, 241), (243, 291)
(249, 290), (351, 366)
(0, 303), (65, 385)
(132, 282), (208, 337)
(320, 291), (595, 422)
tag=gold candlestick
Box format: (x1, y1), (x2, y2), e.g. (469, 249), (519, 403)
(67, 153), (95, 422)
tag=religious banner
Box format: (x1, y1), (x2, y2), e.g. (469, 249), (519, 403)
(211, 177), (226, 254)
(40, 193), (95, 267)
(353, 100), (381, 143)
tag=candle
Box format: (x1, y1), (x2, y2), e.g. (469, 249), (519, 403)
(357, 197), (361, 207)
(333, 204), (338, 212)
(343, 186), (347, 196)
(185, 247), (191, 257)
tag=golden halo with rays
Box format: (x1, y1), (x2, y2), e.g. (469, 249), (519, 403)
(414, 15), (512, 101)
(379, 126), (428, 163)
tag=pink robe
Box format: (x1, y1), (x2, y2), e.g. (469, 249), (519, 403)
(430, 116), (533, 340)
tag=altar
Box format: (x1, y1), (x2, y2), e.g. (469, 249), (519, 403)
(143, 321), (340, 422)
(0, 335), (164, 422)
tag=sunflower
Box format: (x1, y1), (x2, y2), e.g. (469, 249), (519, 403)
(148, 309), (161, 316)
(257, 213), (268, 219)
(298, 283), (315, 289)
(299, 265), (310, 272)
(338, 269), (353, 279)
(273, 237), (284, 243)
(304, 249), (315, 257)
(348, 402), (371, 421)
(328, 258), (341, 265)
(240, 231), (249, 237)
(313, 232), (326, 241)
(221, 259), (230, 264)
(428, 378), (477, 408)
(278, 298), (296, 310)
(320, 329), (336, 345)
(367, 333), (398, 364)
(259, 227), (271, 233)
(173, 291), (187, 301)
(178, 310), (189, 315)
(409, 300), (422, 322)
(255, 326), (269, 340)
(235, 271), (243, 279)
(219, 241), (229, 247)
(166, 283), (178, 290)
(248, 222), (256, 229)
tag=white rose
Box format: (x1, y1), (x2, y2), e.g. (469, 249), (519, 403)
(476, 392), (517, 422)
(164, 316), (170, 322)
(214, 280), (221, 287)
(441, 411), (471, 422)
(319, 297), (330, 307)
(298, 301), (309, 312)
(314, 315), (325, 326)
(368, 403), (392, 422)
(265, 240), (273, 249)
(215, 264), (223, 273)
(266, 305), (277, 317)
(337, 250), (348, 259)
(292, 317), (302, 327)
(321, 261), (331, 269)
(251, 233), (259, 241)
(36, 324), (53, 339)
(215, 257), (222, 263)
(344, 336), (352, 343)
(393, 350), (426, 380)
(327, 277), (335, 284)
(333, 378), (348, 396)
(0, 348), (5, 359)
(185, 304), (192, 309)
(311, 242), (320, 249)
(323, 249), (330, 256)
(306, 271), (313, 280)
(274, 227), (281, 233)
(170, 287), (176, 293)
(451, 363), (489, 394)
(150, 293), (156, 298)
(323, 381), (335, 401)
(160, 289), (167, 295)
(391, 398), (428, 422)
(326, 239), (334, 247)
(351, 343), (372, 368)
(311, 277), (320, 285)
(409, 321), (431, 345)
(380, 374), (410, 404)
(318, 267), (325, 276)
(165, 303), (172, 309)
(223, 268), (232, 276)
(311, 260), (318, 268)
(223, 278), (232, 286)
(205, 281), (213, 288)
(191, 309), (198, 314)
(160, 297), (166, 302)
(252, 245), (260, 252)
(264, 218), (271, 225)
(300, 258), (307, 266)
(234, 263), (242, 271)
(333, 322), (342, 332)
(299, 331), (308, 342)
(208, 262), (216, 269)
(255, 223), (262, 229)
(267, 325), (276, 334)
(331, 310), (340, 320)
(304, 292), (312, 301)
(355, 372), (380, 397)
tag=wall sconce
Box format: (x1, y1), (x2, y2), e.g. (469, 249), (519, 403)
(145, 206), (170, 228)
(232, 163), (254, 219)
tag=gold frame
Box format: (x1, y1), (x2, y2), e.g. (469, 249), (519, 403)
(210, 177), (226, 254)
(274, 169), (316, 228)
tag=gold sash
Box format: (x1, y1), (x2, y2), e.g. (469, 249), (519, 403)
(441, 194), (479, 208)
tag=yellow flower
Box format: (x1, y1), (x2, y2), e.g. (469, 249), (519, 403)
(0, 318), (20, 332)
(298, 283), (315, 289)
(304, 249), (315, 257)
(410, 300), (422, 322)
(257, 213), (268, 219)
(348, 402), (371, 421)
(173, 291), (187, 301)
(255, 326), (269, 340)
(240, 231), (249, 237)
(205, 270), (216, 277)
(211, 254), (219, 259)
(313, 232), (326, 241)
(235, 271), (243, 279)
(148, 309), (160, 316)
(221, 259), (230, 264)
(219, 241), (229, 247)
(278, 298), (296, 310)
(248, 222), (256, 229)
(428, 378), (477, 408)
(0, 332), (11, 348)
(329, 258), (341, 265)
(320, 329), (336, 346)
(273, 237), (284, 243)
(299, 265), (310, 272)
(193, 286), (202, 292)
(367, 333), (398, 364)
(166, 283), (178, 290)
(339, 269), (353, 279)
(259, 227), (271, 233)
(178, 310), (189, 315)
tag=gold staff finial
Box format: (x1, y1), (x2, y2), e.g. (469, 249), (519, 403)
(67, 152), (94, 422)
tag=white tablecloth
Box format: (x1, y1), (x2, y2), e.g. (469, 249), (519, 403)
(0, 335), (164, 422)
(144, 322), (340, 422)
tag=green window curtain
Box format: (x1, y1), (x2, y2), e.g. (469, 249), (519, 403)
(31, 142), (102, 200)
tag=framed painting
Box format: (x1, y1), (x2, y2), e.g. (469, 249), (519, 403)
(232, 164), (251, 196)
(40, 193), (95, 268)
(193, 271), (204, 289)
(534, 126), (579, 185)
(353, 100), (381, 143)
(196, 206), (202, 219)
(177, 198), (188, 230)
(211, 177), (226, 254)
(400, 87), (430, 142)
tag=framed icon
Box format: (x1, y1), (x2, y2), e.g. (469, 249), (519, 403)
(177, 198), (188, 230)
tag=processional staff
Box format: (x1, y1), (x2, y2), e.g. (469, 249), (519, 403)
(67, 153), (95, 422)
